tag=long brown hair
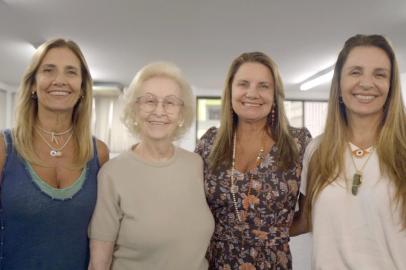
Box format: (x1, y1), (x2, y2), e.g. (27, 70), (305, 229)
(209, 51), (298, 170)
(13, 38), (94, 167)
(305, 34), (406, 229)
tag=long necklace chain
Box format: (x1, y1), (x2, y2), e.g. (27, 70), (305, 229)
(348, 143), (375, 195)
(36, 125), (73, 145)
(230, 132), (265, 222)
(35, 128), (73, 157)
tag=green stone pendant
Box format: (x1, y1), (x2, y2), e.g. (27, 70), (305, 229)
(352, 172), (362, 195)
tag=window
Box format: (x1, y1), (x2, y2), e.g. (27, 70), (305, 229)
(196, 97), (328, 140)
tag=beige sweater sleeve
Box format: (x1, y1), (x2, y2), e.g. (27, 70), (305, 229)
(88, 167), (122, 241)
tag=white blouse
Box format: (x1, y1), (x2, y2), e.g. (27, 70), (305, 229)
(300, 137), (406, 270)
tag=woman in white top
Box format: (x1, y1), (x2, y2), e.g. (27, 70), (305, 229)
(291, 34), (406, 269)
(88, 62), (214, 270)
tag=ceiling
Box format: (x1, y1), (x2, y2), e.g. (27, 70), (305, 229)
(1, 0), (405, 99)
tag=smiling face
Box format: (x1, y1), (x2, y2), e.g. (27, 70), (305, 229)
(136, 76), (184, 143)
(231, 62), (274, 124)
(33, 47), (83, 115)
(340, 46), (391, 122)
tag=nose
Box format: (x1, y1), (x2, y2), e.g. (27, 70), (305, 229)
(359, 75), (373, 90)
(152, 100), (166, 115)
(52, 72), (67, 85)
(245, 85), (260, 98)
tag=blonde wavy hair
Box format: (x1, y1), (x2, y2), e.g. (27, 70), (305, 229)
(13, 38), (94, 168)
(305, 34), (406, 229)
(121, 62), (195, 140)
(209, 51), (298, 170)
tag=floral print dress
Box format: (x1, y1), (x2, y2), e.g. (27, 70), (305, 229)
(195, 127), (311, 270)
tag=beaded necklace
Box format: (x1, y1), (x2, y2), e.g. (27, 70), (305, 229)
(230, 131), (265, 222)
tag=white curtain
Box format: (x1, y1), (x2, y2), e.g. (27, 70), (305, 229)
(92, 95), (135, 155)
(304, 101), (328, 137)
(109, 96), (135, 153)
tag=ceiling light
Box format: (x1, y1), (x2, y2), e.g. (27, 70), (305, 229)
(93, 82), (122, 97)
(299, 66), (334, 91)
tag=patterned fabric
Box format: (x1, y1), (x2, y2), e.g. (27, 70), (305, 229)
(195, 127), (311, 270)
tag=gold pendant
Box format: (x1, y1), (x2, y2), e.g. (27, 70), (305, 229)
(352, 172), (362, 195)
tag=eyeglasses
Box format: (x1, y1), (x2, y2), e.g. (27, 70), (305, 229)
(136, 94), (184, 114)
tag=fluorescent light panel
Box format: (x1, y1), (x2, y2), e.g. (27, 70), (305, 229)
(300, 70), (334, 91)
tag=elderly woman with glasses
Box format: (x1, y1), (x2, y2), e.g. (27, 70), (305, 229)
(88, 62), (214, 270)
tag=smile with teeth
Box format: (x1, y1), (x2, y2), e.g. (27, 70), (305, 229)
(48, 90), (71, 96)
(148, 121), (168, 125)
(354, 94), (376, 101)
(242, 101), (262, 107)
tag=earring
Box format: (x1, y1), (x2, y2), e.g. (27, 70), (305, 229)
(271, 105), (276, 125)
(134, 121), (138, 126)
(339, 96), (344, 104)
(31, 91), (37, 99)
(178, 120), (184, 127)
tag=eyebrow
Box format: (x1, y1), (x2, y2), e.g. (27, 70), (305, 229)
(65, 65), (80, 71)
(40, 64), (56, 68)
(346, 65), (390, 72)
(40, 64), (80, 70)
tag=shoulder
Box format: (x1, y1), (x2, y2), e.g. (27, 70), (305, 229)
(288, 126), (312, 151)
(99, 151), (132, 173)
(177, 147), (203, 165)
(196, 126), (218, 148)
(288, 126), (312, 141)
(95, 139), (110, 167)
(195, 126), (218, 157)
(199, 127), (218, 142)
(303, 134), (322, 160)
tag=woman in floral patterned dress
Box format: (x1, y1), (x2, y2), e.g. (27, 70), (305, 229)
(195, 52), (311, 270)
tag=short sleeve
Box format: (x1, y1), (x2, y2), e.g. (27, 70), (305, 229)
(194, 127), (217, 160)
(88, 167), (122, 241)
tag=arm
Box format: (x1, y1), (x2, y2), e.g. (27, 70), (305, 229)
(0, 134), (5, 185)
(88, 166), (121, 270)
(290, 130), (314, 236)
(96, 139), (110, 167)
(290, 193), (309, 236)
(88, 240), (114, 270)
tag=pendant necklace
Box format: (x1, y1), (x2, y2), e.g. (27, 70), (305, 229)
(36, 125), (73, 145)
(348, 143), (374, 195)
(35, 128), (73, 157)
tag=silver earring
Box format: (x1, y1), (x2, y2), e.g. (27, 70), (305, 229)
(178, 120), (184, 127)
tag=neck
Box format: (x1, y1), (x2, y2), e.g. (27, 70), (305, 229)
(135, 140), (174, 161)
(37, 107), (73, 132)
(347, 114), (382, 148)
(236, 120), (268, 140)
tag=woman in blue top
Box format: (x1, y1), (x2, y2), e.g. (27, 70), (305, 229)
(0, 38), (109, 270)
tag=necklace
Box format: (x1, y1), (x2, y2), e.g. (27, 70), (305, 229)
(348, 143), (375, 195)
(35, 128), (73, 157)
(36, 125), (73, 145)
(230, 131), (265, 222)
(351, 146), (372, 158)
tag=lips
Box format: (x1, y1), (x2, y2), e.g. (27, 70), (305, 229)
(48, 90), (71, 96)
(148, 121), (169, 125)
(242, 101), (262, 107)
(354, 94), (376, 102)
